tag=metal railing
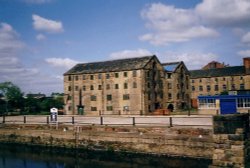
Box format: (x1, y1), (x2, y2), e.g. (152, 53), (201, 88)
(0, 115), (213, 127)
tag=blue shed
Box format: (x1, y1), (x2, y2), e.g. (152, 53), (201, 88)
(198, 95), (250, 115)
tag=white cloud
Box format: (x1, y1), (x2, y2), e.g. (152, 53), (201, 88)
(32, 14), (64, 33)
(0, 22), (63, 95)
(159, 52), (218, 70)
(110, 49), (153, 59)
(140, 3), (218, 45)
(23, 0), (52, 4)
(237, 50), (250, 57)
(45, 58), (79, 69)
(36, 33), (46, 40)
(241, 32), (250, 44)
(195, 0), (250, 26)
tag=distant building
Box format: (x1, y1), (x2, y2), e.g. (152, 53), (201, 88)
(190, 57), (250, 108)
(25, 93), (46, 99)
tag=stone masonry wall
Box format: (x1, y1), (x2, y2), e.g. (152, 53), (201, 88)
(0, 124), (213, 159)
(210, 113), (249, 168)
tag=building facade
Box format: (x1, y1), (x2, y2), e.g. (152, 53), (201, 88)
(64, 56), (167, 115)
(162, 62), (190, 111)
(190, 57), (250, 108)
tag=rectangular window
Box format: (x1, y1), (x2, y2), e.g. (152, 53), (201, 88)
(90, 95), (96, 101)
(82, 75), (86, 80)
(214, 85), (219, 91)
(75, 86), (79, 91)
(215, 78), (218, 82)
(133, 82), (137, 88)
(106, 84), (110, 90)
(168, 83), (172, 89)
(167, 73), (172, 79)
(107, 94), (112, 101)
(231, 84), (236, 90)
(199, 86), (203, 91)
(192, 86), (195, 91)
(133, 70), (137, 77)
(106, 106), (113, 111)
(68, 106), (71, 111)
(222, 84), (227, 91)
(90, 75), (94, 80)
(115, 84), (119, 89)
(168, 93), (172, 99)
(98, 85), (102, 90)
(123, 94), (130, 100)
(148, 82), (151, 88)
(68, 76), (72, 81)
(124, 83), (128, 89)
(207, 85), (211, 92)
(240, 84), (245, 90)
(67, 95), (72, 100)
(124, 72), (128, 77)
(68, 86), (71, 91)
(98, 74), (102, 79)
(199, 79), (202, 83)
(75, 76), (79, 81)
(148, 92), (151, 100)
(237, 98), (250, 108)
(192, 79), (194, 83)
(91, 107), (97, 111)
(115, 73), (119, 78)
(199, 99), (216, 109)
(82, 85), (86, 91)
(90, 85), (94, 90)
(106, 73), (110, 79)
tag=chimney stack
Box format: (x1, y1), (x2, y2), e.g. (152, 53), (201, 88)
(243, 57), (250, 74)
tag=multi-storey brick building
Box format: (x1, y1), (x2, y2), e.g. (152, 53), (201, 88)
(162, 62), (190, 111)
(190, 57), (250, 108)
(64, 56), (166, 115)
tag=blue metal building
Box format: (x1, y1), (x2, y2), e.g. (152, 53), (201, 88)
(198, 95), (250, 115)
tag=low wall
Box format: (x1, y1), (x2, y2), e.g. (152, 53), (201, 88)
(0, 124), (213, 159)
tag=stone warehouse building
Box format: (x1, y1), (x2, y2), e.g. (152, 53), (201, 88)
(163, 62), (190, 111)
(190, 57), (250, 108)
(64, 55), (191, 115)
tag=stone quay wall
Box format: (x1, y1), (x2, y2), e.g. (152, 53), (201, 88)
(210, 113), (250, 168)
(0, 124), (213, 159)
(0, 113), (249, 167)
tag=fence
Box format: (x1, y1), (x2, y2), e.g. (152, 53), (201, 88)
(0, 115), (213, 127)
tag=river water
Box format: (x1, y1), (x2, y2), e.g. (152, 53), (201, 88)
(0, 144), (211, 168)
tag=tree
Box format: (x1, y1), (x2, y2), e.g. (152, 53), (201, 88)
(0, 82), (24, 113)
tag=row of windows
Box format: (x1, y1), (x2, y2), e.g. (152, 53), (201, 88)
(68, 82), (137, 91)
(199, 98), (250, 109)
(68, 94), (130, 101)
(68, 71), (137, 81)
(192, 76), (244, 83)
(192, 84), (245, 92)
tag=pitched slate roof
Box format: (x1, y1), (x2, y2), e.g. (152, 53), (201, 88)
(64, 55), (156, 75)
(190, 66), (246, 79)
(162, 62), (182, 72)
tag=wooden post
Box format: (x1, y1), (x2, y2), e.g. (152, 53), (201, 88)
(24, 116), (26, 123)
(169, 117), (173, 127)
(100, 116), (103, 125)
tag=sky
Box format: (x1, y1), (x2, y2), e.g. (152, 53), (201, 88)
(1, 0), (250, 95)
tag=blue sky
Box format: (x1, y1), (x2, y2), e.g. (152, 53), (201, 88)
(1, 0), (250, 95)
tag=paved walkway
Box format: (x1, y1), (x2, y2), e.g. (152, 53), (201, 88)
(0, 115), (213, 128)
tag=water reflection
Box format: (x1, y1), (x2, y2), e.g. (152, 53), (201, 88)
(0, 144), (211, 168)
